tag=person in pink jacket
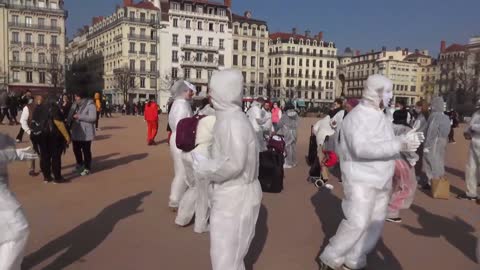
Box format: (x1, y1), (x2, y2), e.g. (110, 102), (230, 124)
(271, 102), (282, 131)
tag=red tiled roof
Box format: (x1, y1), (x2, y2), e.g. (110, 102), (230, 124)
(444, 43), (466, 53)
(270, 32), (322, 42)
(126, 1), (160, 10)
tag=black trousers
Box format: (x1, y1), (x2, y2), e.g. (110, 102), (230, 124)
(73, 141), (92, 170)
(38, 135), (64, 180)
(16, 127), (24, 141)
(0, 108), (12, 123)
(449, 128), (455, 142)
(95, 111), (100, 129)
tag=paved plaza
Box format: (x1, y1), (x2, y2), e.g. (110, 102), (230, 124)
(1, 115), (479, 270)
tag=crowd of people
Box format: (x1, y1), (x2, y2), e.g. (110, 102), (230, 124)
(0, 68), (479, 270)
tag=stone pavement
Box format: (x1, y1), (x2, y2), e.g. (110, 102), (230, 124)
(1, 115), (478, 270)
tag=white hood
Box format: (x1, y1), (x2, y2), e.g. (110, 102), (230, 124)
(170, 80), (196, 99)
(209, 69), (243, 112)
(313, 116), (335, 146)
(362, 74), (393, 109)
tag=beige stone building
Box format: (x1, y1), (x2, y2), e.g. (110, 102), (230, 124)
(404, 51), (439, 102)
(0, 0), (67, 94)
(268, 29), (338, 108)
(231, 11), (268, 100)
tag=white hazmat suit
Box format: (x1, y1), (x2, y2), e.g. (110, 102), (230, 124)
(464, 105), (480, 198)
(176, 115), (216, 233)
(0, 134), (37, 270)
(194, 69), (262, 270)
(247, 101), (268, 151)
(168, 80), (194, 208)
(319, 75), (423, 269)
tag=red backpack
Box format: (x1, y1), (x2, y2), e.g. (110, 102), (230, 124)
(175, 115), (206, 152)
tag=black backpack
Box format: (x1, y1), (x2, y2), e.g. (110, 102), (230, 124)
(30, 105), (54, 137)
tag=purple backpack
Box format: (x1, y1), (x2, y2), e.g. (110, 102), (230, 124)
(175, 115), (206, 152)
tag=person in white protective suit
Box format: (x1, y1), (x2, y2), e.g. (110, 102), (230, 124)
(262, 102), (273, 136)
(421, 96), (450, 190)
(276, 102), (299, 168)
(318, 75), (424, 270)
(0, 133), (38, 270)
(167, 80), (195, 209)
(176, 115), (216, 233)
(458, 100), (480, 201)
(193, 69), (262, 270)
(247, 98), (268, 151)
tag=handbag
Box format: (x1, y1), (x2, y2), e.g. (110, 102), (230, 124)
(431, 177), (450, 200)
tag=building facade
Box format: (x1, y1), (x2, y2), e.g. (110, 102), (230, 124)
(268, 29), (337, 108)
(231, 11), (268, 100)
(0, 0), (67, 94)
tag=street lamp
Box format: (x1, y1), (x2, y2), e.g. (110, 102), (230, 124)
(150, 19), (167, 103)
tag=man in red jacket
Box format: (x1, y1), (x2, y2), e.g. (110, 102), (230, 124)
(144, 99), (159, 145)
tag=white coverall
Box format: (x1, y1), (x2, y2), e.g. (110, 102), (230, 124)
(194, 69), (262, 270)
(0, 134), (37, 270)
(320, 75), (422, 269)
(176, 116), (216, 233)
(247, 102), (268, 151)
(168, 80), (194, 208)
(465, 108), (480, 198)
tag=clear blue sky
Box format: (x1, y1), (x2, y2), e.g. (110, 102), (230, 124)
(65, 0), (480, 57)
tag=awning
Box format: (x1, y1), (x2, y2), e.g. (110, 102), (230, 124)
(296, 99), (306, 107)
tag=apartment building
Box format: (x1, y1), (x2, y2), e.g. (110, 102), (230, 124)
(404, 51), (438, 102)
(268, 29), (337, 107)
(157, 0), (232, 110)
(231, 11), (268, 100)
(0, 0), (67, 94)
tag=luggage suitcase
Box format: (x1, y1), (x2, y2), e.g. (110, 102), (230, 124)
(259, 150), (284, 193)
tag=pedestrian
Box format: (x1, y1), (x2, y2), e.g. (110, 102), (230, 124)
(0, 134), (37, 270)
(166, 100), (173, 144)
(196, 94), (215, 116)
(122, 103), (126, 115)
(318, 75), (423, 270)
(276, 102), (299, 169)
(327, 98), (345, 152)
(0, 89), (13, 125)
(16, 90), (33, 143)
(387, 110), (419, 223)
(447, 110), (459, 144)
(458, 100), (480, 201)
(18, 95), (38, 176)
(68, 90), (97, 177)
(176, 115), (216, 233)
(271, 102), (282, 131)
(262, 102), (273, 137)
(193, 69), (262, 270)
(144, 98), (159, 146)
(94, 92), (101, 131)
(167, 80), (195, 210)
(413, 100), (429, 183)
(8, 94), (20, 125)
(60, 95), (72, 119)
(246, 98), (268, 151)
(421, 97), (451, 190)
(30, 95), (70, 183)
(312, 111), (335, 182)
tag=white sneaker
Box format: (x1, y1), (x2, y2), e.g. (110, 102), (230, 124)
(15, 139), (21, 143)
(283, 164), (293, 169)
(80, 169), (90, 176)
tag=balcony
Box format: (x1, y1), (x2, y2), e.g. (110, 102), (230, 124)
(181, 43), (219, 52)
(127, 34), (158, 42)
(49, 44), (60, 50)
(114, 35), (122, 41)
(136, 69), (159, 76)
(37, 43), (47, 48)
(23, 41), (35, 47)
(189, 78), (208, 84)
(10, 40), (21, 46)
(8, 22), (61, 33)
(128, 50), (137, 56)
(9, 61), (50, 69)
(181, 60), (217, 68)
(0, 1), (68, 16)
(139, 51), (148, 56)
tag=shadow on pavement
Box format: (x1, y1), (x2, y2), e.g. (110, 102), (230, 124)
(62, 153), (121, 170)
(156, 139), (168, 145)
(99, 126), (126, 131)
(95, 134), (112, 141)
(403, 204), (477, 262)
(445, 166), (465, 179)
(311, 188), (402, 270)
(245, 204), (269, 270)
(93, 153), (149, 173)
(22, 191), (152, 270)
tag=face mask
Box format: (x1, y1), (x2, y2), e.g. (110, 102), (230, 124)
(382, 89), (393, 109)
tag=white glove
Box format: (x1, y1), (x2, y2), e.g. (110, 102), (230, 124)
(424, 148), (430, 153)
(409, 160), (417, 167)
(16, 147), (38, 161)
(401, 129), (424, 152)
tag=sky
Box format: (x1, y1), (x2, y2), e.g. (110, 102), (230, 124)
(65, 0), (480, 57)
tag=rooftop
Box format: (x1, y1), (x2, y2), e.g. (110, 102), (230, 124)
(232, 13), (267, 27)
(269, 32), (325, 42)
(444, 44), (466, 53)
(125, 0), (160, 10)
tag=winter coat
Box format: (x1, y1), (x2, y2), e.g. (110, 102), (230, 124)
(69, 99), (96, 142)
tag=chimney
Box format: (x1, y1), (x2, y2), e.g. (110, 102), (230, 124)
(224, 0), (232, 8)
(305, 30), (311, 37)
(292, 28), (297, 35)
(123, 0), (133, 6)
(355, 50), (360, 56)
(382, 46), (387, 51)
(440, 40), (446, 53)
(317, 31), (323, 41)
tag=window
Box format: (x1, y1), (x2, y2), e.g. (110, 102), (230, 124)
(251, 41), (256, 52)
(259, 73), (264, 84)
(26, 52), (33, 63)
(39, 72), (46, 83)
(172, 68), (178, 79)
(242, 41), (247, 50)
(233, 40), (238, 50)
(197, 21), (202, 30)
(220, 24), (224, 33)
(37, 17), (44, 26)
(129, 43), (135, 52)
(208, 38), (213, 47)
(150, 78), (157, 89)
(12, 51), (19, 62)
(172, 51), (178, 62)
(26, 71), (33, 83)
(129, 11), (135, 19)
(219, 39), (224, 49)
(150, 44), (157, 55)
(129, 77), (135, 88)
(260, 42), (265, 52)
(234, 25), (239, 34)
(209, 23), (214, 31)
(140, 77), (146, 88)
(51, 35), (57, 45)
(25, 33), (32, 43)
(185, 35), (191, 45)
(173, 18), (178, 27)
(140, 43), (146, 54)
(140, 28), (146, 37)
(140, 60), (146, 72)
(129, 27), (135, 35)
(410, 86), (416, 92)
(196, 52), (202, 61)
(185, 68), (191, 79)
(196, 69), (202, 79)
(243, 26), (248, 35)
(207, 53), (214, 63)
(251, 56), (256, 67)
(150, 61), (157, 72)
(185, 52), (191, 61)
(12, 71), (19, 82)
(129, 60), (135, 71)
(185, 4), (192, 12)
(252, 28), (257, 36)
(151, 14), (156, 23)
(233, 55), (238, 66)
(25, 17), (32, 26)
(51, 54), (58, 64)
(242, 56), (247, 66)
(219, 55), (224, 66)
(186, 20), (191, 29)
(197, 37), (202, 46)
(12, 32), (19, 43)
(172, 34), (178, 46)
(260, 57), (264, 68)
(38, 34), (45, 45)
(51, 19), (57, 27)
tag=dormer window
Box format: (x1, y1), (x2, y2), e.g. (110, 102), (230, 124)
(171, 2), (180, 10)
(185, 4), (192, 12)
(306, 40), (310, 46)
(289, 38), (294, 44)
